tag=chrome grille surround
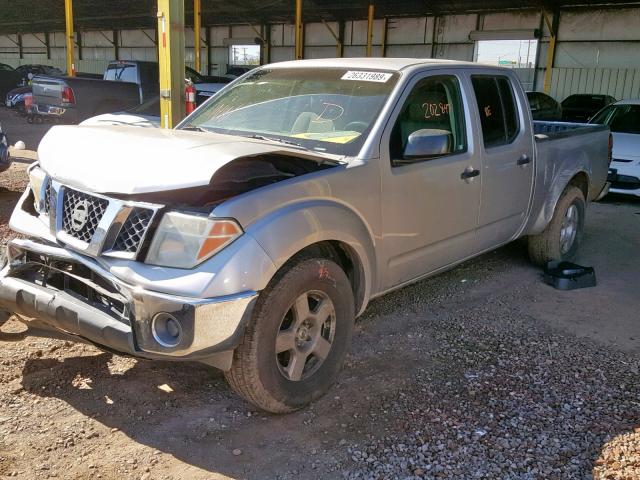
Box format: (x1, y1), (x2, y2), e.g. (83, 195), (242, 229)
(61, 188), (109, 242)
(45, 179), (162, 260)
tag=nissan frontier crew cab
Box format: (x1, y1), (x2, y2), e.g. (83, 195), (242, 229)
(0, 58), (610, 413)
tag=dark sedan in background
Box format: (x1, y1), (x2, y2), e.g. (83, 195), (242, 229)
(561, 94), (617, 122)
(0, 63), (21, 98)
(526, 91), (562, 120)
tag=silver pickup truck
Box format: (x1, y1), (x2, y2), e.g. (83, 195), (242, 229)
(0, 58), (610, 413)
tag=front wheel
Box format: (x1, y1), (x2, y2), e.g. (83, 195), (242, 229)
(528, 185), (586, 266)
(225, 257), (355, 413)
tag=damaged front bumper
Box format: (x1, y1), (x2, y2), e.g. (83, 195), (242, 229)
(0, 238), (257, 370)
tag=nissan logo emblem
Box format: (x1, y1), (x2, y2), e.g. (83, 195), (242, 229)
(70, 200), (90, 232)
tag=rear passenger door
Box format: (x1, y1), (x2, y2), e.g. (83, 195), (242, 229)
(470, 75), (534, 251)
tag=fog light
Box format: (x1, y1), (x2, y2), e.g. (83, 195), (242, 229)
(151, 312), (183, 348)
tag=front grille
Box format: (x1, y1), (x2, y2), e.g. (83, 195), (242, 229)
(113, 208), (154, 253)
(62, 188), (108, 243)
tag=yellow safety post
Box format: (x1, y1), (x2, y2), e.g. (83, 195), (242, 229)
(64, 0), (75, 76)
(543, 10), (557, 94)
(366, 4), (374, 57)
(295, 0), (303, 59)
(194, 0), (201, 73)
(157, 0), (185, 129)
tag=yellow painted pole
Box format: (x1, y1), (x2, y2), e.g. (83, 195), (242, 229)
(64, 0), (75, 76)
(543, 34), (556, 94)
(295, 0), (303, 59)
(194, 0), (201, 73)
(366, 4), (374, 57)
(542, 9), (557, 94)
(157, 0), (185, 129)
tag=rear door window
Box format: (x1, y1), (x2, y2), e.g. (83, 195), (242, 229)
(472, 75), (520, 148)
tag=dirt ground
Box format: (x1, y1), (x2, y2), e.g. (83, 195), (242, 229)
(0, 111), (639, 479)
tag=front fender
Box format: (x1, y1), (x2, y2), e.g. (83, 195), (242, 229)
(245, 199), (377, 314)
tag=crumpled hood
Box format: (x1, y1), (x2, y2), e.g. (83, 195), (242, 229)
(38, 125), (335, 194)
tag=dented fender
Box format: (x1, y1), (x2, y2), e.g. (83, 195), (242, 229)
(243, 200), (376, 315)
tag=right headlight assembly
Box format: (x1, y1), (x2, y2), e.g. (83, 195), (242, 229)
(145, 211), (243, 269)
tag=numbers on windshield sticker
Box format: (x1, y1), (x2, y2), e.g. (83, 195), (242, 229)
(341, 71), (393, 83)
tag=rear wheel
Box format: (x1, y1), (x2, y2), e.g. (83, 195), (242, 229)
(528, 185), (586, 266)
(225, 257), (355, 413)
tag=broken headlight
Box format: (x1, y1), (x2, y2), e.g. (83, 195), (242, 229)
(145, 211), (243, 269)
(27, 165), (47, 213)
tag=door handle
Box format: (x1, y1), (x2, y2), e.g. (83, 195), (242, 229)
(460, 168), (480, 180)
(517, 154), (531, 166)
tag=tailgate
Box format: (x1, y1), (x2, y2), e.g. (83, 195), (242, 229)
(32, 76), (65, 106)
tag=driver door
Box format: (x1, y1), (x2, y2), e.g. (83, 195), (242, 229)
(380, 72), (481, 290)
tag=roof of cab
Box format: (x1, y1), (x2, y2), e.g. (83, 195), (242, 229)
(266, 57), (482, 72)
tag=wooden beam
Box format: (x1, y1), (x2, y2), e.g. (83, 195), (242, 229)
(17, 34), (23, 59)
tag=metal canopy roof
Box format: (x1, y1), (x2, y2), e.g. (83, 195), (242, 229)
(0, 0), (638, 34)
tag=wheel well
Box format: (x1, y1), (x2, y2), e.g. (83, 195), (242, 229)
(568, 172), (589, 200)
(289, 241), (366, 315)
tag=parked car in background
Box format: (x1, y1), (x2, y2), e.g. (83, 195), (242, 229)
(5, 85), (31, 112)
(15, 64), (64, 84)
(31, 61), (232, 124)
(590, 99), (640, 196)
(0, 124), (12, 173)
(561, 94), (617, 122)
(0, 63), (21, 98)
(0, 59), (611, 413)
(185, 66), (233, 104)
(526, 91), (562, 120)
(80, 96), (160, 128)
(30, 60), (155, 123)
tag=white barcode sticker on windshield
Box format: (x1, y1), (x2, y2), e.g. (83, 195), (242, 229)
(341, 71), (393, 83)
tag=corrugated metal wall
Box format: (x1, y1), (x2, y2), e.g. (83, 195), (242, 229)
(1, 7), (639, 101)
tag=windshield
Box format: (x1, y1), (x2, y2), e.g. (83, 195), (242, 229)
(591, 104), (640, 134)
(182, 67), (399, 155)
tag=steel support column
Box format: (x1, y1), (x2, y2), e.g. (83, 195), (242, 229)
(543, 9), (559, 94)
(64, 0), (75, 76)
(295, 0), (303, 59)
(366, 4), (374, 57)
(194, 0), (201, 73)
(157, 0), (185, 129)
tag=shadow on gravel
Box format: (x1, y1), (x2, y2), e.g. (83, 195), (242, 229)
(15, 239), (640, 479)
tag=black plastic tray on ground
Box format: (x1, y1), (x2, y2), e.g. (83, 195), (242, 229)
(543, 261), (597, 290)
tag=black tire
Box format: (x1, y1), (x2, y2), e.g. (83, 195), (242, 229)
(225, 257), (355, 413)
(528, 185), (586, 266)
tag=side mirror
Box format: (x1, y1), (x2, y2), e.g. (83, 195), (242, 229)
(401, 129), (451, 162)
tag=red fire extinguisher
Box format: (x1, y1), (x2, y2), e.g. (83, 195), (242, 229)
(185, 80), (196, 115)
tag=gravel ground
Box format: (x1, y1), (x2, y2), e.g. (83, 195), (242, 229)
(0, 147), (639, 479)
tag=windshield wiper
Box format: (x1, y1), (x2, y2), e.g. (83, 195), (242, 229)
(243, 134), (306, 149)
(181, 124), (209, 132)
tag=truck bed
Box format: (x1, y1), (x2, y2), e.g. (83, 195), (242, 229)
(533, 120), (605, 139)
